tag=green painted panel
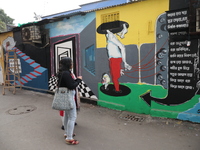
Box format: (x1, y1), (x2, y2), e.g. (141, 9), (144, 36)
(98, 83), (167, 114)
(98, 83), (199, 120)
(151, 95), (199, 118)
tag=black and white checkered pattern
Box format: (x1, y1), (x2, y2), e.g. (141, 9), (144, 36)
(48, 76), (97, 99)
(78, 81), (97, 99)
(49, 76), (58, 92)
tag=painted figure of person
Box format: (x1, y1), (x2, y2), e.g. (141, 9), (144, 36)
(102, 73), (111, 90)
(97, 21), (132, 92)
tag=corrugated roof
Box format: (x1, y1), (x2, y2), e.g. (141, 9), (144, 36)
(42, 0), (144, 20)
(42, 8), (81, 19)
(81, 0), (144, 12)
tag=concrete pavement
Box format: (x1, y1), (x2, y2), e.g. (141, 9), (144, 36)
(0, 85), (200, 150)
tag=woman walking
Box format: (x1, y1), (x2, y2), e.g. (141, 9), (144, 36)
(57, 57), (82, 145)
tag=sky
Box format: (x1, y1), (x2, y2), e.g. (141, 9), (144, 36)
(1, 0), (100, 25)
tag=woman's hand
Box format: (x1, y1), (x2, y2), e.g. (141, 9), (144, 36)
(77, 76), (82, 79)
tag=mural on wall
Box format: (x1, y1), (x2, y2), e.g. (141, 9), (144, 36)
(2, 37), (22, 74)
(0, 36), (48, 89)
(0, 37), (21, 85)
(96, 15), (168, 113)
(141, 9), (197, 106)
(14, 47), (47, 86)
(95, 0), (200, 123)
(146, 9), (200, 123)
(102, 73), (110, 90)
(45, 13), (96, 37)
(96, 8), (168, 111)
(0, 0), (197, 122)
(49, 35), (97, 98)
(97, 21), (132, 96)
(0, 34), (14, 84)
(46, 13), (98, 99)
(46, 13), (95, 74)
(48, 35), (79, 91)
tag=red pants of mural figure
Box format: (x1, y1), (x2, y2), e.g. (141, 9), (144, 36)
(109, 58), (122, 91)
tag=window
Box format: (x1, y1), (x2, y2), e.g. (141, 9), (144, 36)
(85, 45), (95, 75)
(101, 11), (120, 23)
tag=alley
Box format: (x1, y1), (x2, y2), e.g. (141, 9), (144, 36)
(0, 86), (199, 150)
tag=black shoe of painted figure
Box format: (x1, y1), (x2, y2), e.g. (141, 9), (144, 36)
(61, 123), (77, 130)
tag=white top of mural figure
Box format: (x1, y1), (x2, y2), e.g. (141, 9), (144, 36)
(106, 23), (131, 71)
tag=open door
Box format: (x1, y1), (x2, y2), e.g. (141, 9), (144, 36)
(54, 37), (77, 75)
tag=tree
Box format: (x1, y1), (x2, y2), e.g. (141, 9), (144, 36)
(0, 9), (14, 32)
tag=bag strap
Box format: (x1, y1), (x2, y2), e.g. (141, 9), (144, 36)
(56, 72), (64, 93)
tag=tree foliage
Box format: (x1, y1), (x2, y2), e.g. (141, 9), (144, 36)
(0, 8), (14, 32)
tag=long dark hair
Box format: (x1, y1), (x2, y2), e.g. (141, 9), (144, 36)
(58, 57), (72, 74)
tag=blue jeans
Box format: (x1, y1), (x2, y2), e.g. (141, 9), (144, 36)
(64, 91), (77, 140)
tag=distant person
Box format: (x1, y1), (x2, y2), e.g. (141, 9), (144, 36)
(57, 57), (82, 145)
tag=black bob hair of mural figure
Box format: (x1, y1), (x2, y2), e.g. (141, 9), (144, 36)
(97, 20), (129, 34)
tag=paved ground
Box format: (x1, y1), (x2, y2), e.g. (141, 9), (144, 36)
(0, 85), (200, 150)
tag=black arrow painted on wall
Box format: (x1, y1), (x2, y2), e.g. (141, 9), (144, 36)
(140, 89), (197, 106)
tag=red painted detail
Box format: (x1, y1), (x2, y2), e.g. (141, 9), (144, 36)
(34, 70), (42, 75)
(26, 75), (32, 80)
(22, 77), (28, 82)
(25, 57), (30, 61)
(34, 65), (41, 69)
(30, 61), (35, 65)
(30, 72), (37, 77)
(19, 81), (24, 85)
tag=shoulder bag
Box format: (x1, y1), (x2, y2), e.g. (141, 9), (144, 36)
(52, 73), (74, 110)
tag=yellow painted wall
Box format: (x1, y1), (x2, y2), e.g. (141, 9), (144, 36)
(96, 0), (169, 48)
